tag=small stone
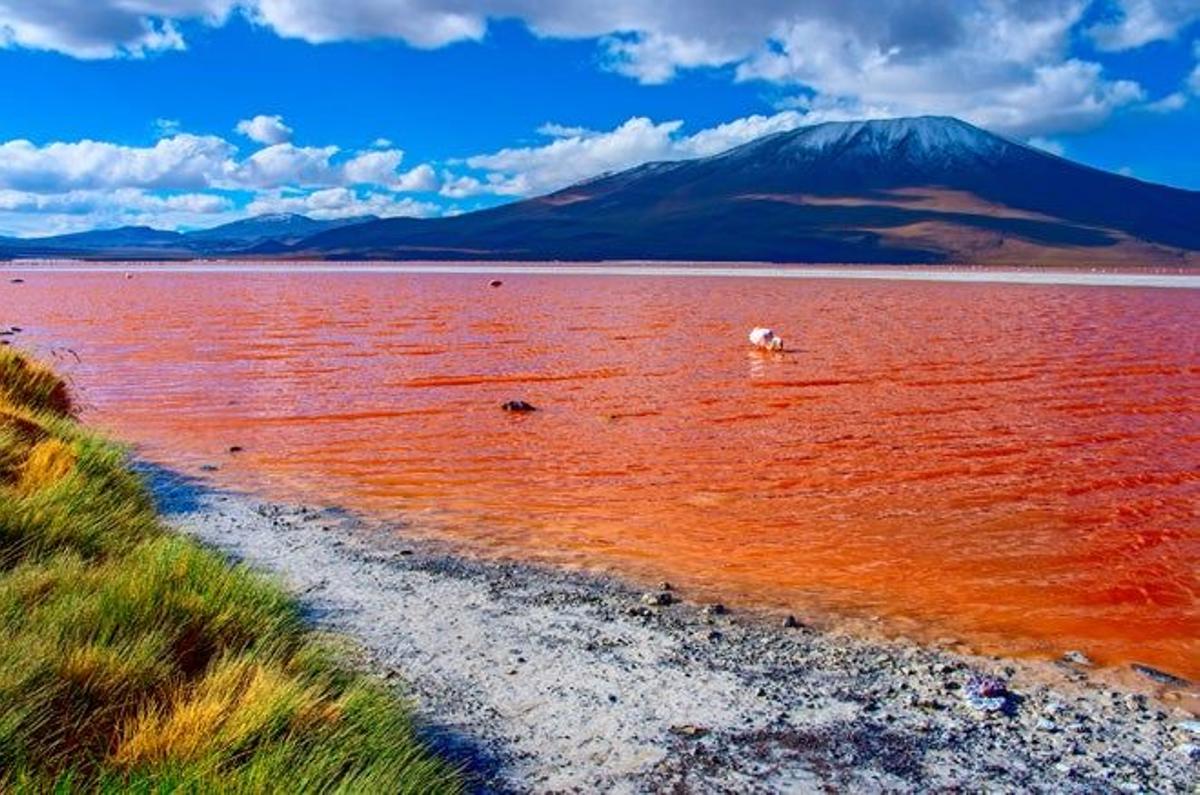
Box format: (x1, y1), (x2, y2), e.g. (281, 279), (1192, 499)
(657, 581), (673, 591)
(199, 464), (219, 472)
(1174, 743), (1199, 761)
(641, 591), (676, 607)
(1131, 663), (1189, 686)
(1036, 718), (1058, 732)
(489, 279), (503, 287)
(1177, 720), (1200, 735)
(1062, 650), (1094, 667)
(9, 278), (24, 283)
(697, 629), (722, 642)
(501, 400), (537, 413)
(701, 603), (727, 617)
(670, 724), (709, 739)
(228, 445), (244, 453)
(782, 614), (801, 629)
(399, 549), (414, 556)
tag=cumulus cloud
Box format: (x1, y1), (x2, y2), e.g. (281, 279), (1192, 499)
(1087, 0), (1200, 51)
(0, 0), (232, 59)
(245, 187), (440, 219)
(0, 1), (1184, 138)
(0, 126), (442, 235)
(448, 111), (809, 198)
(0, 134), (236, 192)
(235, 113), (293, 144)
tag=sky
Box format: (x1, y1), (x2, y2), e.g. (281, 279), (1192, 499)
(0, 0), (1197, 237)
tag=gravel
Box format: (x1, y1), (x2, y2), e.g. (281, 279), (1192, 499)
(143, 463), (1198, 794)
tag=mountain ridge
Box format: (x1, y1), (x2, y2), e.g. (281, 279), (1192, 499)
(3, 117), (1198, 265)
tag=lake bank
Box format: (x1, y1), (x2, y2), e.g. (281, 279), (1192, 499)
(0, 349), (460, 792)
(146, 463), (1199, 793)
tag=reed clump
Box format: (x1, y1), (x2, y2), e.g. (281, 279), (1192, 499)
(0, 347), (460, 793)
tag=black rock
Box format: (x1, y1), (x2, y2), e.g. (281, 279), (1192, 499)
(489, 279), (503, 287)
(228, 445), (244, 453)
(501, 400), (537, 413)
(1131, 663), (1189, 686)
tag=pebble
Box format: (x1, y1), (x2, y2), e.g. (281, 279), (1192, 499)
(1037, 718), (1058, 732)
(641, 591), (676, 607)
(1062, 650), (1094, 667)
(1173, 743), (1199, 761)
(701, 603), (727, 617)
(501, 400), (537, 413)
(1177, 720), (1200, 735)
(1130, 663), (1189, 686)
(782, 614), (801, 629)
(228, 445), (244, 453)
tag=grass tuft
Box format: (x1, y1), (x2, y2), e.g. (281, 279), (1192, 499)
(0, 349), (460, 793)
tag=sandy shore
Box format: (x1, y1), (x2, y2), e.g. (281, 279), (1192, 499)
(142, 463), (1198, 793)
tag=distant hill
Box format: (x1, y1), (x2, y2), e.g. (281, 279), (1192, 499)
(0, 213), (377, 260)
(185, 213), (378, 248)
(3, 118), (1198, 265)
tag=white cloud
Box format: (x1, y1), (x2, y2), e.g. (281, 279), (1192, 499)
(1027, 136), (1066, 156)
(245, 187), (440, 219)
(1144, 91), (1189, 111)
(450, 111), (809, 198)
(0, 125), (446, 234)
(0, 186), (237, 237)
(1190, 40), (1200, 93)
(393, 163), (439, 191)
(0, 134), (236, 192)
(0, 1), (1174, 138)
(0, 0), (231, 59)
(231, 142), (339, 187)
(235, 113), (293, 144)
(1087, 0), (1200, 51)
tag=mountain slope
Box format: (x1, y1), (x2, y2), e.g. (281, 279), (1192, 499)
(0, 213), (379, 259)
(296, 116), (1200, 265)
(3, 118), (1198, 264)
(185, 213), (378, 246)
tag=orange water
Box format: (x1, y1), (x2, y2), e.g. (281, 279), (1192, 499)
(5, 268), (1198, 677)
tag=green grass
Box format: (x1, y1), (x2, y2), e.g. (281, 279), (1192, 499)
(0, 348), (461, 793)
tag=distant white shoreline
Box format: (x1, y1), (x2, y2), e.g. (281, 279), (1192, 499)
(4, 262), (1199, 289)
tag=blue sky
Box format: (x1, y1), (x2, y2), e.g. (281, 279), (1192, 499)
(0, 1), (1197, 236)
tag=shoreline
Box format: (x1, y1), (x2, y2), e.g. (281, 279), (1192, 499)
(143, 462), (1200, 793)
(5, 261), (1200, 288)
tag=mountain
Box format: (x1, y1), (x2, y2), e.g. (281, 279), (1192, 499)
(293, 116), (1200, 265)
(0, 214), (377, 259)
(185, 213), (378, 247)
(3, 118), (1198, 264)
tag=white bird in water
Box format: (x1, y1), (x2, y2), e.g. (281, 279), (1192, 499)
(748, 327), (783, 351)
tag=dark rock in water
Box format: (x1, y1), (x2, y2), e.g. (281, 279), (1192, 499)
(199, 464), (219, 472)
(501, 400), (537, 413)
(1131, 663), (1189, 686)
(9, 278), (24, 283)
(658, 581), (673, 592)
(0, 331), (12, 336)
(783, 614), (802, 629)
(489, 279), (503, 287)
(702, 603), (727, 617)
(228, 445), (244, 453)
(10, 326), (21, 332)
(641, 591), (676, 607)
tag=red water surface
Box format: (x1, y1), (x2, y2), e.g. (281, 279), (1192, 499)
(5, 268), (1198, 677)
